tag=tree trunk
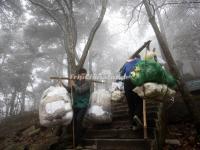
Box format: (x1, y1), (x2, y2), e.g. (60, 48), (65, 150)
(20, 89), (26, 113)
(64, 32), (77, 74)
(9, 88), (17, 116)
(88, 51), (94, 92)
(4, 93), (9, 117)
(76, 0), (108, 71)
(88, 51), (93, 75)
(142, 0), (199, 126)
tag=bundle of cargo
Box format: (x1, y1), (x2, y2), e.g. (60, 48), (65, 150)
(111, 90), (124, 101)
(39, 86), (73, 127)
(133, 82), (176, 102)
(144, 50), (157, 61)
(111, 81), (124, 91)
(84, 89), (112, 124)
(130, 60), (177, 88)
(111, 81), (124, 101)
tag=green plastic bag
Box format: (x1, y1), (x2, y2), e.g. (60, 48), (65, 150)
(130, 60), (176, 88)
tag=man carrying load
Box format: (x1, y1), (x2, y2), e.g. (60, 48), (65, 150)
(120, 54), (143, 131)
(62, 68), (91, 148)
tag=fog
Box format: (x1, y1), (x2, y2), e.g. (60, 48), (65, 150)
(0, 0), (200, 118)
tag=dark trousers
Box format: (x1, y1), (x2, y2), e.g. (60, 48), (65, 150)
(74, 107), (87, 146)
(124, 79), (143, 125)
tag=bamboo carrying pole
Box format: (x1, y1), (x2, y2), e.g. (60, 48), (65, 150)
(50, 76), (105, 83)
(70, 67), (75, 149)
(56, 79), (75, 148)
(143, 99), (148, 139)
(142, 43), (150, 140)
(119, 40), (151, 72)
(70, 84), (75, 149)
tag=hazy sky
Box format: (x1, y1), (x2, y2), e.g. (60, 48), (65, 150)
(104, 8), (157, 58)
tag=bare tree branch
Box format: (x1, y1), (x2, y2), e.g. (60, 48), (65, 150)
(29, 0), (65, 32)
(127, 2), (142, 28)
(0, 7), (12, 24)
(136, 3), (144, 23)
(75, 51), (80, 63)
(55, 0), (67, 15)
(147, 0), (155, 18)
(65, 0), (77, 51)
(155, 0), (167, 10)
(59, 0), (77, 58)
(123, 2), (143, 32)
(157, 1), (200, 9)
(77, 0), (108, 71)
(63, 0), (71, 13)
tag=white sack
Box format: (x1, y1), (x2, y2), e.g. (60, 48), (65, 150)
(90, 89), (111, 108)
(133, 82), (176, 102)
(88, 105), (105, 116)
(85, 89), (112, 124)
(39, 86), (73, 127)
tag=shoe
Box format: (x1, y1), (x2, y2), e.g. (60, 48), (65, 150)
(132, 125), (141, 131)
(75, 145), (83, 149)
(84, 145), (97, 149)
(133, 115), (143, 127)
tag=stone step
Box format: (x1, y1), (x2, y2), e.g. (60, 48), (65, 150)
(111, 102), (127, 107)
(112, 113), (129, 121)
(112, 109), (128, 116)
(111, 100), (126, 103)
(112, 106), (159, 116)
(111, 113), (158, 122)
(111, 103), (159, 111)
(84, 139), (153, 150)
(111, 100), (160, 105)
(63, 145), (97, 150)
(112, 103), (159, 112)
(112, 110), (158, 119)
(85, 128), (154, 139)
(109, 120), (131, 129)
(112, 108), (158, 117)
(91, 121), (131, 130)
(91, 119), (156, 130)
(111, 105), (128, 111)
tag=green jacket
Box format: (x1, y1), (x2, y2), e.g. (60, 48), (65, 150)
(72, 80), (91, 108)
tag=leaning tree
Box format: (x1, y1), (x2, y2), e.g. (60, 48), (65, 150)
(142, 0), (200, 131)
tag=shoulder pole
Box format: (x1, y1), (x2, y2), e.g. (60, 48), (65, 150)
(50, 76), (105, 84)
(68, 66), (75, 149)
(119, 40), (151, 72)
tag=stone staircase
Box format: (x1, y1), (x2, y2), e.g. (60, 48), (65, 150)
(82, 99), (163, 150)
(61, 98), (165, 150)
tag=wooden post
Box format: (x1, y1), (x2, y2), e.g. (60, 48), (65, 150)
(143, 99), (148, 139)
(73, 119), (75, 149)
(70, 84), (75, 149)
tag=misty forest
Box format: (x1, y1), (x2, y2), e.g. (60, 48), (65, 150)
(0, 0), (200, 150)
